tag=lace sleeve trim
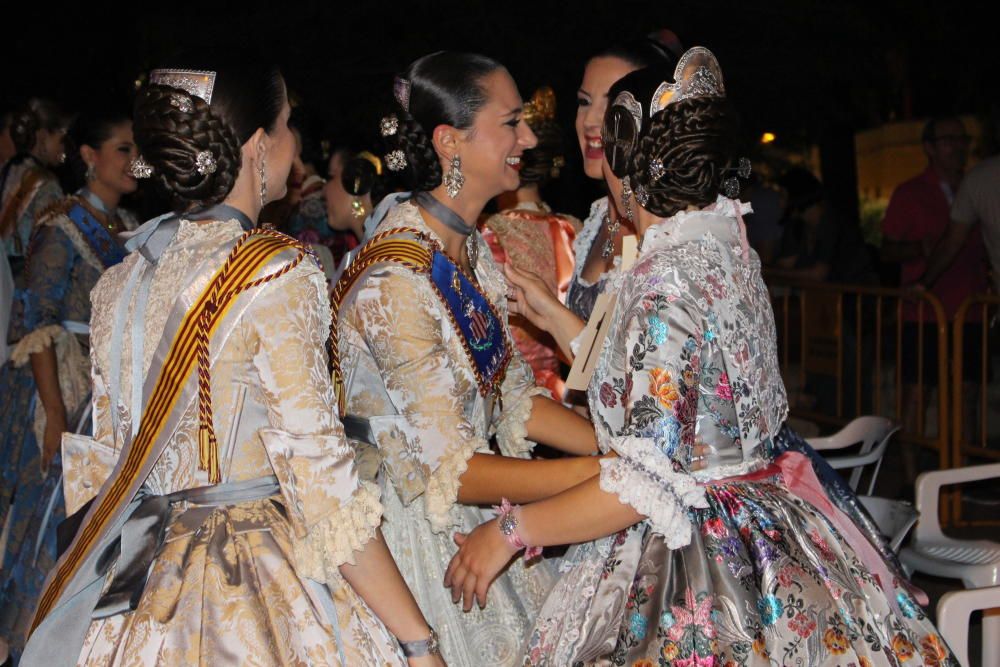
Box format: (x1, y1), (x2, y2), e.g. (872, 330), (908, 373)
(293, 480), (383, 578)
(423, 434), (484, 534)
(598, 435), (708, 549)
(493, 386), (547, 458)
(10, 324), (64, 366)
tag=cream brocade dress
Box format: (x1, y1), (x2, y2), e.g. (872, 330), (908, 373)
(64, 219), (403, 665)
(338, 201), (556, 666)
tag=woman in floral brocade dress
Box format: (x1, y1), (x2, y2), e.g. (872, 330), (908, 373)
(446, 49), (955, 667)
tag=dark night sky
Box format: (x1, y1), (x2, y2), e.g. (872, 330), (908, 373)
(3, 0), (997, 214)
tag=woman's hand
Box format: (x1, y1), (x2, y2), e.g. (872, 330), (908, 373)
(504, 263), (562, 330)
(443, 519), (519, 612)
(41, 412), (66, 475)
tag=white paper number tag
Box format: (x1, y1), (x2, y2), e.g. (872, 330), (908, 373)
(565, 235), (638, 391)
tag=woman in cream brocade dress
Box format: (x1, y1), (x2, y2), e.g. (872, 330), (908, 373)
(339, 200), (556, 666)
(67, 215), (401, 665)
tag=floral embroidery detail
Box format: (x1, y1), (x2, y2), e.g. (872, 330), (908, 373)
(823, 627), (849, 655)
(660, 611), (676, 629)
(788, 612), (816, 638)
(752, 634), (769, 657)
(715, 372), (733, 401)
(674, 654), (715, 667)
(809, 528), (838, 563)
(600, 381), (618, 408)
(897, 591), (920, 619)
(629, 612), (648, 640)
(892, 633), (916, 661)
(646, 313), (669, 344)
(920, 634), (948, 666)
(757, 594), (783, 626)
(667, 588), (715, 642)
(661, 642), (680, 661)
(702, 517), (727, 539)
(631, 659), (655, 667)
(649, 367), (679, 409)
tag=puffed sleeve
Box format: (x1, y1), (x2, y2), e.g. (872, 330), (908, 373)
(597, 287), (709, 548)
(10, 223), (76, 362)
(350, 267), (492, 533)
(250, 262), (382, 579)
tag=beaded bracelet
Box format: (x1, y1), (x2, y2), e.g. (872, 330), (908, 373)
(494, 498), (542, 560)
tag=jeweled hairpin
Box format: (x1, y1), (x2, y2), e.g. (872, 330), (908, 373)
(385, 149), (407, 171)
(195, 150), (217, 175)
(150, 68), (217, 104)
(129, 155), (153, 179)
(380, 114), (399, 137)
(737, 157), (752, 179)
(393, 76), (411, 112)
(169, 93), (193, 113)
(648, 158), (666, 181)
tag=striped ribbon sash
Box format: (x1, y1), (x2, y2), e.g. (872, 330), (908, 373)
(31, 228), (307, 632)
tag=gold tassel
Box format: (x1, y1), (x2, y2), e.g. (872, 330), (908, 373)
(198, 424), (221, 483)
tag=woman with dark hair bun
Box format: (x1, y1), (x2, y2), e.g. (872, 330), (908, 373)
(332, 51), (605, 665)
(0, 106), (139, 664)
(1, 99), (69, 272)
(21, 60), (443, 667)
(447, 49), (956, 666)
(482, 86), (580, 401)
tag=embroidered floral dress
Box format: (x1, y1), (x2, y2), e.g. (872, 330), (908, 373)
(483, 201), (580, 400)
(338, 201), (556, 666)
(525, 199), (955, 666)
(48, 219), (402, 666)
(0, 194), (135, 661)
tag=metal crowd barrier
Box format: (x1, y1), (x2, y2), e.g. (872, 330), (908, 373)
(766, 278), (952, 475)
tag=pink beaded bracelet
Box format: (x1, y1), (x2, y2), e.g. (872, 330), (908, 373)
(494, 498), (542, 560)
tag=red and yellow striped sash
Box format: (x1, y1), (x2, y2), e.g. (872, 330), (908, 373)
(329, 227), (431, 415)
(31, 228), (306, 632)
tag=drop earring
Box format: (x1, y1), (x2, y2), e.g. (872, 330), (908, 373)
(444, 155), (464, 198)
(258, 155), (267, 208)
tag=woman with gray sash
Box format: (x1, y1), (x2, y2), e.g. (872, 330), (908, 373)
(21, 58), (443, 667)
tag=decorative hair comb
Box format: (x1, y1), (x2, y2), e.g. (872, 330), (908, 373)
(393, 76), (411, 112)
(150, 68), (217, 104)
(649, 47), (725, 116)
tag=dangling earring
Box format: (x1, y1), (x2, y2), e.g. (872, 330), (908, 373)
(85, 163), (96, 181)
(351, 198), (366, 219)
(258, 154), (267, 208)
(444, 155), (464, 199)
(620, 176), (635, 225)
(602, 208), (620, 258)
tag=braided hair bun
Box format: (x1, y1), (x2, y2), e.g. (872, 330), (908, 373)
(9, 98), (67, 154)
(132, 59), (285, 213)
(133, 86), (242, 211)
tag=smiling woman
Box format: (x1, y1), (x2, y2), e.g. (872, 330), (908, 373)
(331, 51), (605, 665)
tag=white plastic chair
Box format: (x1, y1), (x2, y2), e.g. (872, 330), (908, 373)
(858, 495), (918, 553)
(901, 463), (1000, 667)
(806, 416), (899, 494)
(937, 585), (1000, 667)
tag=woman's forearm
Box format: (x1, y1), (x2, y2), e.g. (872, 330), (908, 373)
(546, 307), (585, 360)
(517, 474), (642, 547)
(338, 528), (432, 642)
(525, 395), (598, 455)
(30, 345), (66, 423)
(456, 452), (603, 505)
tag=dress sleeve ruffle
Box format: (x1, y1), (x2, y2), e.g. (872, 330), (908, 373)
(598, 434), (708, 549)
(293, 479), (383, 578)
(493, 385), (547, 459)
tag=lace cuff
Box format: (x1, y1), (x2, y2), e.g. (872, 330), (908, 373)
(599, 435), (708, 549)
(423, 435), (482, 534)
(10, 324), (64, 366)
(493, 386), (547, 458)
(294, 480), (383, 580)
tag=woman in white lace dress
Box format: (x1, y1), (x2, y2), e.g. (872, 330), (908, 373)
(446, 50), (956, 667)
(332, 52), (605, 666)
